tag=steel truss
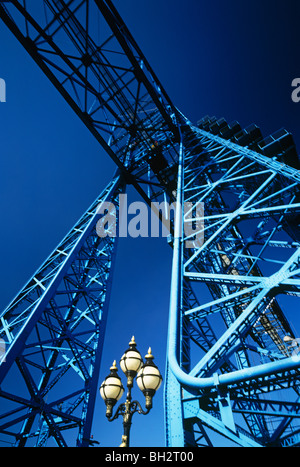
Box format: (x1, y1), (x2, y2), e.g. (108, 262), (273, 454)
(0, 0), (300, 447)
(0, 0), (179, 447)
(165, 116), (300, 447)
(0, 175), (125, 446)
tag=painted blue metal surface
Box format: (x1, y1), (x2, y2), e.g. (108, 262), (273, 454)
(165, 116), (300, 447)
(0, 175), (124, 446)
(0, 0), (300, 448)
(0, 0), (178, 446)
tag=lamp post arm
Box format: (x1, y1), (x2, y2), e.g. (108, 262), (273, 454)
(131, 400), (151, 416)
(122, 399), (151, 447)
(107, 398), (151, 446)
(106, 403), (126, 422)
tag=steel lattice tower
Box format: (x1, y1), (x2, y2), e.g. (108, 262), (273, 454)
(0, 0), (300, 448)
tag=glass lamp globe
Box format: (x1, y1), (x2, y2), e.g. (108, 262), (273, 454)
(136, 348), (162, 409)
(120, 336), (143, 386)
(99, 360), (124, 417)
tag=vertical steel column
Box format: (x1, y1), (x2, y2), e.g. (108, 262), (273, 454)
(0, 174), (125, 446)
(165, 118), (300, 447)
(165, 123), (185, 445)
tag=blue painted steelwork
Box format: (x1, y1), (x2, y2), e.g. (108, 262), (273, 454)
(0, 174), (124, 446)
(0, 0), (179, 446)
(0, 0), (300, 448)
(165, 115), (300, 447)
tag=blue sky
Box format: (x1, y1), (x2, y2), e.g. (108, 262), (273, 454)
(0, 0), (299, 447)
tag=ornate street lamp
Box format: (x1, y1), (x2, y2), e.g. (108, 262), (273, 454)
(99, 336), (162, 447)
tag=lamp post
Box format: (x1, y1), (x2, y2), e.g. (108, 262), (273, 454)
(99, 337), (162, 447)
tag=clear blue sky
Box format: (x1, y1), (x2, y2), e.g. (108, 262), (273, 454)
(0, 0), (299, 447)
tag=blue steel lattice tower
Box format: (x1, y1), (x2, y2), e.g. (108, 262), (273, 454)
(0, 1), (300, 447)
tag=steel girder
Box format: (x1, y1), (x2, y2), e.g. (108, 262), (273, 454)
(0, 0), (179, 202)
(0, 174), (125, 446)
(1, 0), (300, 449)
(0, 0), (180, 446)
(165, 117), (300, 447)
